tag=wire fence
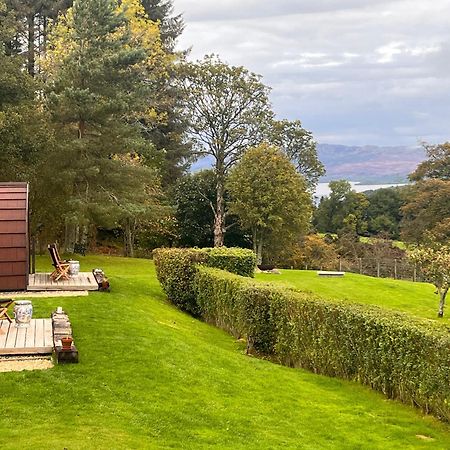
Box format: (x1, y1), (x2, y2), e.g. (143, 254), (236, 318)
(306, 258), (425, 282)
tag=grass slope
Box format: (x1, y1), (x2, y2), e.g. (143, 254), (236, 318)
(0, 256), (449, 449)
(256, 269), (444, 322)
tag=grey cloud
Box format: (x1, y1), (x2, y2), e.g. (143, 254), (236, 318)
(175, 0), (404, 22)
(174, 0), (450, 145)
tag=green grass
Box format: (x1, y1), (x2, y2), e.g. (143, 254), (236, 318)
(1, 255), (450, 449)
(256, 269), (444, 322)
(359, 236), (407, 249)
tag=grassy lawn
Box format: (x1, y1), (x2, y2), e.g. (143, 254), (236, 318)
(256, 269), (444, 322)
(1, 256), (450, 449)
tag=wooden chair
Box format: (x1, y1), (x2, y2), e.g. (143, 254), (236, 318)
(48, 244), (70, 281)
(0, 299), (14, 323)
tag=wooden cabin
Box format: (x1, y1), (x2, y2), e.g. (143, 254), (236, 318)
(0, 183), (29, 291)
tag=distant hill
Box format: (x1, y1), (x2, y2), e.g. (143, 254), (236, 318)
(191, 144), (426, 184)
(318, 144), (425, 184)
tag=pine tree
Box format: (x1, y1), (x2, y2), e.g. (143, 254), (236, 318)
(6, 0), (72, 75)
(139, 0), (191, 187)
(0, 0), (52, 180)
(140, 0), (183, 51)
(43, 0), (167, 250)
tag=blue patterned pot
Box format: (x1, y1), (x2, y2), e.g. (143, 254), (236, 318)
(14, 300), (33, 328)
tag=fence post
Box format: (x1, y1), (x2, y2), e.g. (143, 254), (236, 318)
(376, 260), (380, 278)
(413, 264), (417, 282)
(394, 259), (397, 280)
(359, 258), (362, 274)
(339, 258), (342, 272)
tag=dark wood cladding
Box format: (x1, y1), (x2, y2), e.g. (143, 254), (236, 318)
(0, 183), (29, 291)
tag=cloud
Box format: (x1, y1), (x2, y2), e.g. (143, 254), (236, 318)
(174, 0), (450, 146)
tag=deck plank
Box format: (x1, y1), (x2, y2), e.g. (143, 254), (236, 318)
(34, 318), (44, 347)
(5, 321), (16, 348)
(27, 272), (98, 291)
(15, 325), (26, 348)
(44, 318), (53, 347)
(24, 318), (37, 347)
(0, 318), (52, 355)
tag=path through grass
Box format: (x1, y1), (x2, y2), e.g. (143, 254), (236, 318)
(0, 256), (449, 448)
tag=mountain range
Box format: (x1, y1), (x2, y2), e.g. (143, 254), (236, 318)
(190, 144), (426, 184)
(317, 144), (425, 184)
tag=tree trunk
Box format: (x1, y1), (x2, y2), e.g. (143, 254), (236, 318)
(78, 120), (86, 139)
(64, 222), (77, 253)
(256, 233), (263, 266)
(27, 14), (35, 77)
(123, 219), (135, 258)
(214, 170), (225, 247)
(438, 287), (449, 318)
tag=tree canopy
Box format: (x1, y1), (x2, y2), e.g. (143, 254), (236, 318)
(227, 143), (312, 264)
(410, 142), (450, 182)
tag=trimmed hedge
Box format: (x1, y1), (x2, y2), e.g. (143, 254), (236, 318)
(154, 247), (450, 422)
(202, 247), (256, 277)
(153, 247), (256, 314)
(153, 248), (206, 314)
(194, 266), (450, 421)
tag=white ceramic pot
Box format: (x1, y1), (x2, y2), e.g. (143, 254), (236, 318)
(68, 260), (80, 277)
(14, 300), (33, 328)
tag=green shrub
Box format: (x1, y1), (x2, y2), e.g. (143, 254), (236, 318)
(153, 247), (256, 314)
(202, 247), (256, 277)
(193, 266), (450, 422)
(153, 248), (206, 314)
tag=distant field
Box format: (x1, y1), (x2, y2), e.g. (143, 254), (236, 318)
(255, 269), (443, 322)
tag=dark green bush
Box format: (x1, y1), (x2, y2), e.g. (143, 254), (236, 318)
(193, 266), (450, 422)
(153, 247), (256, 314)
(153, 248), (206, 314)
(202, 247), (256, 277)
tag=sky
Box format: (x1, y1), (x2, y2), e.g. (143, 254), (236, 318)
(173, 0), (450, 146)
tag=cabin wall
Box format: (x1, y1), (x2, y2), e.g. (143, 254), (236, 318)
(0, 183), (29, 291)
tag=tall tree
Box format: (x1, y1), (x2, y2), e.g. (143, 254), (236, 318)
(6, 0), (72, 75)
(409, 243), (450, 317)
(365, 187), (405, 239)
(227, 144), (312, 264)
(43, 0), (166, 249)
(401, 180), (450, 243)
(174, 170), (216, 247)
(314, 180), (368, 235)
(0, 0), (51, 181)
(133, 0), (190, 187)
(140, 0), (183, 51)
(179, 55), (273, 246)
(173, 170), (250, 248)
(270, 119), (325, 191)
(410, 142), (450, 182)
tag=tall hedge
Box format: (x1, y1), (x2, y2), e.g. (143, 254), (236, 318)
(202, 247), (256, 277)
(153, 248), (206, 314)
(153, 247), (256, 314)
(154, 247), (450, 421)
(194, 266), (450, 422)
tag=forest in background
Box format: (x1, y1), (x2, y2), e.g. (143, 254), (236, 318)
(0, 0), (449, 272)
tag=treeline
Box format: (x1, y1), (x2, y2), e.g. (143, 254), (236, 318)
(0, 0), (322, 257)
(315, 141), (450, 245)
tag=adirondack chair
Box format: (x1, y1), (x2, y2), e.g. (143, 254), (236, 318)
(51, 243), (68, 265)
(0, 299), (13, 323)
(48, 244), (70, 281)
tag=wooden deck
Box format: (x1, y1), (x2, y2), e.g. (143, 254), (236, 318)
(0, 319), (53, 355)
(27, 272), (98, 291)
